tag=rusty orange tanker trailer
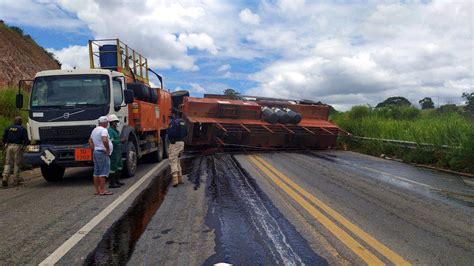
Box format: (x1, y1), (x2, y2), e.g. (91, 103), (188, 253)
(177, 95), (345, 150)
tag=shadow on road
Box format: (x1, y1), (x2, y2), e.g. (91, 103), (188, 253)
(38, 167), (94, 188)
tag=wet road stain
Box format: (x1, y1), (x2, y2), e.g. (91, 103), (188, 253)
(165, 240), (190, 245)
(184, 155), (204, 190)
(196, 154), (327, 266)
(303, 152), (337, 163)
(161, 228), (173, 234)
(441, 191), (474, 207)
(303, 151), (474, 207)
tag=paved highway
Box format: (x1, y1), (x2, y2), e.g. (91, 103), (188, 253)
(0, 162), (164, 265)
(235, 151), (474, 265)
(1, 151), (472, 265)
(133, 151), (473, 265)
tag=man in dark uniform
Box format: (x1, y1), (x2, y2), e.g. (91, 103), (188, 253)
(167, 110), (187, 187)
(2, 116), (29, 188)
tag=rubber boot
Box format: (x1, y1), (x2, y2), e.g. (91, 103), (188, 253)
(178, 173), (184, 184)
(115, 172), (125, 186)
(172, 173), (179, 187)
(109, 173), (120, 188)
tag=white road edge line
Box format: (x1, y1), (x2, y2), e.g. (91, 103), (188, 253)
(39, 162), (166, 266)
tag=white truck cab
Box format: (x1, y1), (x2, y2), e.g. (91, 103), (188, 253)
(18, 68), (134, 181)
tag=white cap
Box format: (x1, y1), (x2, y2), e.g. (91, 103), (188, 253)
(98, 116), (108, 123)
(108, 114), (119, 122)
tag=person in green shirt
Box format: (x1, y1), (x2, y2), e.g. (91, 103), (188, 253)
(107, 114), (125, 188)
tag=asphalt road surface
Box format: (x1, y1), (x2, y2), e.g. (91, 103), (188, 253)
(0, 162), (161, 265)
(1, 151), (473, 265)
(235, 151), (474, 265)
(133, 151), (473, 265)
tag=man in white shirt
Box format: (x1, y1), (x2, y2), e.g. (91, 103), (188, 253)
(89, 116), (113, 195)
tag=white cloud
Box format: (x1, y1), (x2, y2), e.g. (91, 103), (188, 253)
(190, 83), (206, 93)
(239, 8), (260, 25)
(217, 64), (230, 72)
(178, 33), (218, 55)
(47, 45), (89, 70)
(2, 0), (472, 110)
(246, 0), (474, 110)
(1, 0), (84, 30)
(53, 0), (240, 70)
(277, 0), (306, 12)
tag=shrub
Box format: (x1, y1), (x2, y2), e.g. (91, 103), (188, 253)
(9, 26), (24, 36)
(438, 104), (458, 114)
(332, 106), (474, 173)
(348, 105), (371, 120)
(374, 106), (420, 120)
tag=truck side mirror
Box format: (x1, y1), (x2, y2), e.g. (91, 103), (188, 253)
(124, 89), (134, 104)
(16, 94), (23, 109)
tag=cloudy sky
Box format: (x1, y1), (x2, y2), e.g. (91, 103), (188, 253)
(1, 0), (473, 110)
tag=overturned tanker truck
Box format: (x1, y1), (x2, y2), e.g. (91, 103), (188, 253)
(171, 92), (346, 150)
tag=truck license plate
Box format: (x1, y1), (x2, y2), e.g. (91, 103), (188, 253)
(75, 148), (92, 161)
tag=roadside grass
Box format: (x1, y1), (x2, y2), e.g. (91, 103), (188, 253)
(0, 88), (29, 172)
(331, 106), (474, 173)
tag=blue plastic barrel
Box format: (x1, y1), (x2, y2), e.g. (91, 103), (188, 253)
(99, 45), (118, 70)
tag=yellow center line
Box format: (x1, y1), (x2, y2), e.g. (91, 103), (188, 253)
(252, 155), (411, 266)
(247, 155), (385, 265)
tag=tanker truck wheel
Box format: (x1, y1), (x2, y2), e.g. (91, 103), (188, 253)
(162, 135), (170, 159)
(147, 137), (164, 163)
(41, 164), (65, 182)
(123, 142), (137, 177)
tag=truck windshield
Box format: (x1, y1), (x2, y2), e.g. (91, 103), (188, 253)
(30, 75), (109, 108)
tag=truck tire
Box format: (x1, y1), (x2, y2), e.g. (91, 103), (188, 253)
(163, 135), (170, 159)
(41, 164), (65, 182)
(123, 141), (138, 177)
(127, 83), (150, 102)
(147, 136), (164, 163)
(149, 88), (158, 103)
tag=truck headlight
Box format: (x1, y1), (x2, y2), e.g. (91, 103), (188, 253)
(26, 145), (40, 153)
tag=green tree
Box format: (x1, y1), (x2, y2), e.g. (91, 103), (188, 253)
(223, 88), (241, 100)
(376, 96), (411, 108)
(418, 97), (435, 109)
(348, 105), (371, 120)
(462, 92), (474, 113)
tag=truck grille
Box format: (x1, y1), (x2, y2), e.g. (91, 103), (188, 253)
(39, 125), (96, 145)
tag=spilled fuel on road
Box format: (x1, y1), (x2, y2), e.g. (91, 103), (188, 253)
(85, 165), (171, 265)
(202, 154), (327, 265)
(86, 153), (327, 265)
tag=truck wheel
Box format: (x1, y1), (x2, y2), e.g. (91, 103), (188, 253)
(123, 141), (138, 177)
(40, 164), (65, 182)
(163, 135), (170, 159)
(148, 136), (164, 163)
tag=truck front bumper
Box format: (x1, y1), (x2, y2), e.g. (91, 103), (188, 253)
(24, 144), (93, 167)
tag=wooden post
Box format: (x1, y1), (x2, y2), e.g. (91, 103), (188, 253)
(145, 59), (149, 83)
(125, 44), (129, 71)
(88, 40), (94, 69)
(116, 39), (121, 71)
(133, 50), (137, 75)
(139, 54), (143, 79)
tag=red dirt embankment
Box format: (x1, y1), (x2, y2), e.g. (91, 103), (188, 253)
(0, 22), (60, 88)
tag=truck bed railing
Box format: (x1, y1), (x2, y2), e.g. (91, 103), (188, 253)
(89, 38), (149, 84)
